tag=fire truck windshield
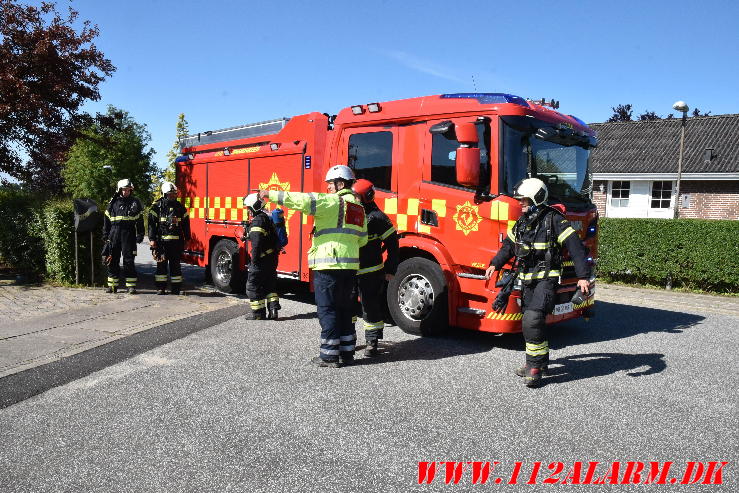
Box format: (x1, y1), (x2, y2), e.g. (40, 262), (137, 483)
(500, 116), (594, 208)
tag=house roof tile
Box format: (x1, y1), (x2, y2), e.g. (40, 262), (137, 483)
(589, 114), (739, 174)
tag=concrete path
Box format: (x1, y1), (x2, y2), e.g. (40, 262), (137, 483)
(0, 240), (242, 379)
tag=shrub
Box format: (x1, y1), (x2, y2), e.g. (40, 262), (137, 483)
(0, 187), (45, 278)
(598, 218), (739, 293)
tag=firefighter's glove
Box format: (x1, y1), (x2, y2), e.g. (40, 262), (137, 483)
(101, 241), (111, 261)
(492, 290), (511, 313)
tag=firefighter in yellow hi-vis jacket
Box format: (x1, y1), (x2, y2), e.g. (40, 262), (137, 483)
(259, 165), (367, 367)
(148, 182), (190, 295)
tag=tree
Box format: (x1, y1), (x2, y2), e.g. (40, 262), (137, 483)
(692, 108), (711, 117)
(0, 0), (115, 192)
(163, 113), (189, 184)
(62, 106), (156, 207)
(607, 104), (633, 122)
(638, 111), (661, 121)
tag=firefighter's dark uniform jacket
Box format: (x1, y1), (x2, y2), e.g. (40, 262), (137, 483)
(103, 194), (145, 288)
(357, 201), (399, 340)
(245, 209), (279, 312)
(489, 205), (591, 369)
(358, 201), (399, 276)
(148, 197), (190, 291)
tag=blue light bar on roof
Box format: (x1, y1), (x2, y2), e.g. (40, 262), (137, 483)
(568, 115), (589, 128)
(441, 93), (530, 107)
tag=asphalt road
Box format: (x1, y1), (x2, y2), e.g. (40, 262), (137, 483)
(1, 284), (737, 492)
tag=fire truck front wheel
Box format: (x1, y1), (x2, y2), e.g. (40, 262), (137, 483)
(387, 257), (448, 336)
(210, 239), (243, 294)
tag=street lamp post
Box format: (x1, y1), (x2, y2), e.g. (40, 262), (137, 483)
(672, 101), (689, 219)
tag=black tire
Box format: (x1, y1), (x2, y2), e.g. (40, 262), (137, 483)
(387, 257), (448, 336)
(209, 239), (243, 293)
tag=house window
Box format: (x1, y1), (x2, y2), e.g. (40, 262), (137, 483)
(347, 131), (393, 191)
(651, 181), (672, 209)
(610, 181), (630, 207)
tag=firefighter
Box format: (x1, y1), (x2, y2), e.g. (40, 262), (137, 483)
(243, 193), (280, 320)
(352, 179), (399, 357)
(148, 182), (190, 295)
(258, 165), (367, 367)
(103, 179), (145, 294)
(484, 178), (591, 388)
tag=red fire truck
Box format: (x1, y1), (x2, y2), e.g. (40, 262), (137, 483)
(176, 93), (598, 335)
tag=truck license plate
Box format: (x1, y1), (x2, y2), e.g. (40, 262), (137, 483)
(553, 302), (573, 315)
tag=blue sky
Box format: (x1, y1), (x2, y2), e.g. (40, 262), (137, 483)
(55, 0), (739, 170)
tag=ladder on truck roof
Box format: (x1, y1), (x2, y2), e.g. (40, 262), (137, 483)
(180, 118), (290, 149)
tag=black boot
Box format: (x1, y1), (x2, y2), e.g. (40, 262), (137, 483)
(127, 287), (137, 295)
(515, 365), (544, 388)
(245, 308), (266, 320)
(311, 356), (340, 368)
(105, 286), (117, 294)
(267, 301), (279, 320)
(364, 340), (378, 357)
(156, 289), (166, 295)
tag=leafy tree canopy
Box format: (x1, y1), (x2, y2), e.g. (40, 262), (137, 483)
(0, 0), (115, 192)
(62, 106), (156, 207)
(607, 104), (633, 122)
(162, 113), (189, 186)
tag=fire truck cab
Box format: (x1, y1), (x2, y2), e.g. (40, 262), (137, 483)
(177, 93), (598, 335)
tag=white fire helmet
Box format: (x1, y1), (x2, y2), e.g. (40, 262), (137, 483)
(243, 193), (263, 212)
(324, 165), (355, 183)
(513, 178), (548, 206)
(161, 181), (177, 194)
(117, 178), (134, 191)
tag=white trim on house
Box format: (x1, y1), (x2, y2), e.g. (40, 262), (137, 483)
(593, 172), (739, 181)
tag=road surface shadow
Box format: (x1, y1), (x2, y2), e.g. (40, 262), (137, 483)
(550, 300), (705, 349)
(542, 352), (667, 385)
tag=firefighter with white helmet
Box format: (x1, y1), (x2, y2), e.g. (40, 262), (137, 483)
(242, 193), (280, 320)
(485, 177), (591, 387)
(258, 164), (367, 367)
(148, 181), (190, 295)
(351, 179), (399, 357)
(103, 178), (145, 293)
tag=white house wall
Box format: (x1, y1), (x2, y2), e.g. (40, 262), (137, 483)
(606, 180), (674, 219)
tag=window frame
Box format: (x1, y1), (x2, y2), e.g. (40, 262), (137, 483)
(610, 180), (631, 208)
(650, 180), (673, 209)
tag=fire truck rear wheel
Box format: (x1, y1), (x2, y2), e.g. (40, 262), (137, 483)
(210, 239), (243, 294)
(387, 257), (448, 336)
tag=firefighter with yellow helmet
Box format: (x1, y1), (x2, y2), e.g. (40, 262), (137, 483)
(103, 179), (145, 294)
(485, 178), (591, 388)
(148, 182), (190, 295)
(258, 165), (367, 367)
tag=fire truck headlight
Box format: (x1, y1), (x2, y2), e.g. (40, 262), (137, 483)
(351, 105), (364, 115)
(367, 103), (381, 113)
(270, 143), (280, 151)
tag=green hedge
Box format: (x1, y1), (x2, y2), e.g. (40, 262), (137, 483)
(0, 190), (105, 285)
(0, 188), (45, 278)
(598, 218), (739, 293)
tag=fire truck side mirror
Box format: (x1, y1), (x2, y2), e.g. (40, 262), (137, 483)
(456, 147), (480, 188)
(455, 122), (480, 188)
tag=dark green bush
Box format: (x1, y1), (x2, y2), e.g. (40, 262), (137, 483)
(39, 200), (105, 285)
(0, 187), (45, 278)
(598, 218), (739, 293)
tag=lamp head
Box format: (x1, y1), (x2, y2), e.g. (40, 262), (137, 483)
(672, 101), (689, 113)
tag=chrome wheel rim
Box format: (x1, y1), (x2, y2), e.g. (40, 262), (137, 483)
(397, 273), (434, 321)
(215, 250), (232, 285)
